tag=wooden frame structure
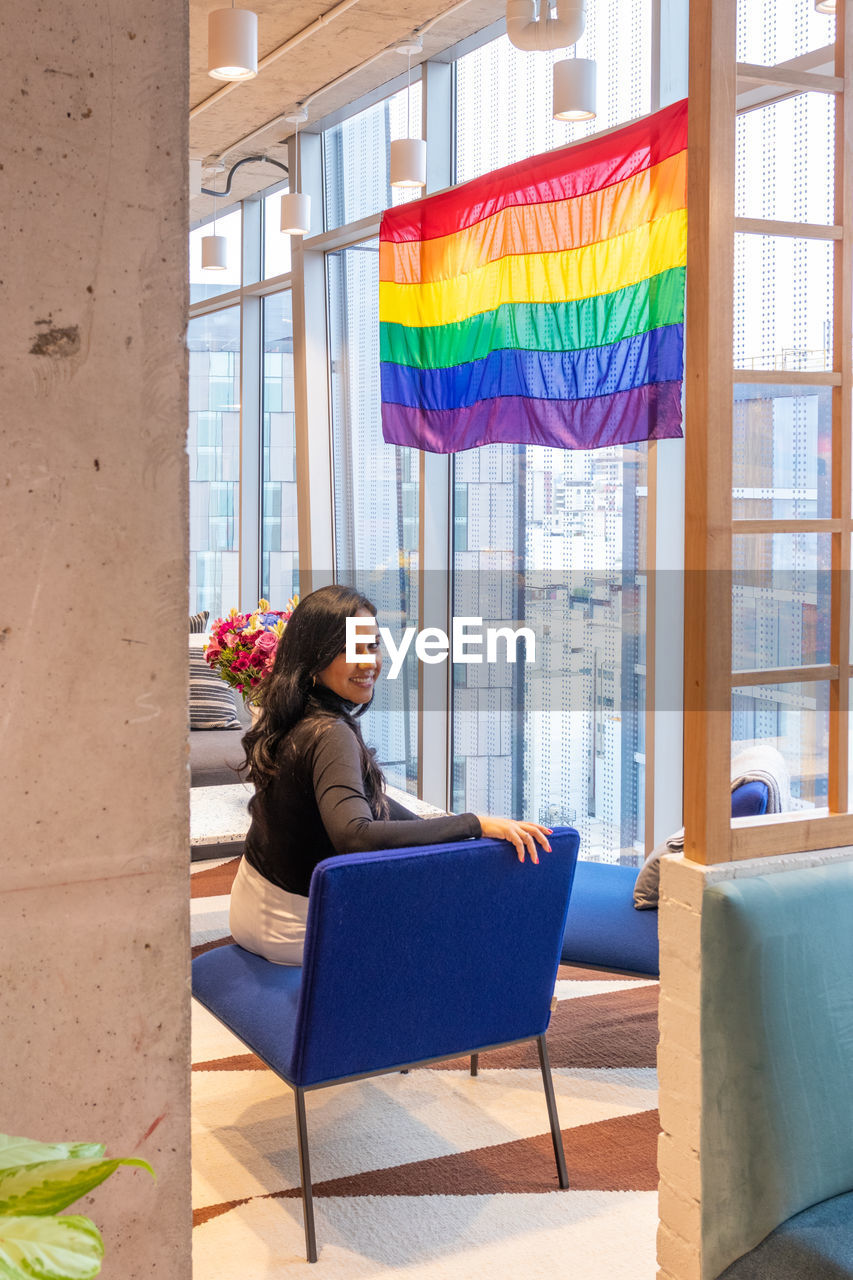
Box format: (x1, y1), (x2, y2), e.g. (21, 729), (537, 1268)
(685, 0), (853, 863)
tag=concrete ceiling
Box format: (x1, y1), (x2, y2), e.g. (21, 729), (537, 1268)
(190, 0), (504, 222)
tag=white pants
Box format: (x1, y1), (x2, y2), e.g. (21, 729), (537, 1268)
(229, 855), (309, 966)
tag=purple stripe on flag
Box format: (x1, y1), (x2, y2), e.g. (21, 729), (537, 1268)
(381, 381), (683, 454)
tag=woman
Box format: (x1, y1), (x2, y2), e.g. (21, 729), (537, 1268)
(229, 584), (552, 964)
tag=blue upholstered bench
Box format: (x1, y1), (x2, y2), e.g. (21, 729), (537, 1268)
(560, 780), (769, 976)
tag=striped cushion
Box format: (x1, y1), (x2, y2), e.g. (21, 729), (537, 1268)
(189, 609), (210, 634)
(189, 639), (241, 730)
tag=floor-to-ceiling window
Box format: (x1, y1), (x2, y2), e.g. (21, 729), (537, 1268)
(187, 11), (665, 835)
(187, 306), (241, 620)
(730, 0), (836, 806)
(451, 9), (652, 862)
(261, 291), (298, 606)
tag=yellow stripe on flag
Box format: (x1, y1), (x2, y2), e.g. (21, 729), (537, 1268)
(379, 208), (687, 330)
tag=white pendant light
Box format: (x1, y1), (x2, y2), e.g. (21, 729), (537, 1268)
(391, 39), (426, 190)
(201, 167), (227, 270)
(390, 138), (427, 189)
(280, 192), (311, 236)
(553, 56), (597, 122)
(814, 0), (835, 12)
(281, 109), (311, 236)
(201, 235), (228, 269)
(208, 6), (258, 81)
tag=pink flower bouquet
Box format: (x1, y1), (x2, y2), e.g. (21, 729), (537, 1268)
(204, 597), (297, 703)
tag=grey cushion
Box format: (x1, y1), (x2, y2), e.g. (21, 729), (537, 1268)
(189, 639), (242, 730)
(633, 842), (668, 910)
(189, 609), (209, 633)
(189, 728), (247, 787)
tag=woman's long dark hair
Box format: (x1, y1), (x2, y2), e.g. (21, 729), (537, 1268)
(241, 584), (388, 815)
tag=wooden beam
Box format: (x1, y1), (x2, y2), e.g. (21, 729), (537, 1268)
(731, 664), (838, 687)
(683, 0), (736, 866)
(733, 370), (840, 384)
(829, 0), (852, 816)
(735, 217), (842, 240)
(736, 61), (843, 95)
(732, 520), (844, 534)
(732, 810), (853, 859)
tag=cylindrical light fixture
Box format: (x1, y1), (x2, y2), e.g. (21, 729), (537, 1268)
(280, 192), (311, 236)
(553, 57), (597, 122)
(280, 108), (311, 236)
(814, 0), (835, 12)
(390, 137), (427, 189)
(208, 8), (258, 81)
(390, 38), (426, 191)
(201, 235), (228, 270)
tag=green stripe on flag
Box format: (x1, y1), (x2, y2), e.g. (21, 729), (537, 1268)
(380, 266), (685, 370)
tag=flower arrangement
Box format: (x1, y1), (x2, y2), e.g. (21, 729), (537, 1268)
(204, 597), (297, 703)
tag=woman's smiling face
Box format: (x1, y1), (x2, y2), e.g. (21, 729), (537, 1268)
(316, 607), (382, 704)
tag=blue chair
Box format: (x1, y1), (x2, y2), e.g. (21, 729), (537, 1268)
(560, 781), (769, 975)
(192, 828), (580, 1261)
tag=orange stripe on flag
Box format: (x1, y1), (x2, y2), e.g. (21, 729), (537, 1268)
(380, 150), (686, 287)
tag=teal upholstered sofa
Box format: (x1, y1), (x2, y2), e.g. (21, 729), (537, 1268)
(700, 860), (853, 1278)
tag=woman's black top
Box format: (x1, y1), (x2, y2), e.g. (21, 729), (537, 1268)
(244, 698), (482, 896)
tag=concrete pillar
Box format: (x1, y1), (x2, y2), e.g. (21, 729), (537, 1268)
(0, 0), (190, 1276)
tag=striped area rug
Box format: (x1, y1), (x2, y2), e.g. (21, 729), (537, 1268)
(191, 856), (660, 1278)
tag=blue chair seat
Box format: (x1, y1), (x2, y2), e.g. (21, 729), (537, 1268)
(192, 946), (303, 1079)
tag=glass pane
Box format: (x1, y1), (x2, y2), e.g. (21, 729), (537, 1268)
(261, 292), (298, 607)
(733, 383), (831, 519)
(189, 208), (242, 304)
(737, 0), (834, 66)
(324, 81), (422, 232)
(732, 681), (829, 809)
(452, 443), (648, 866)
(263, 189), (292, 280)
(734, 234), (832, 371)
(455, 0), (651, 182)
(736, 94), (834, 226)
(732, 533), (831, 670)
(187, 307), (240, 621)
(328, 241), (419, 793)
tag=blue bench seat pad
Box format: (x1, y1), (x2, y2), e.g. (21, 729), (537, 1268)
(558, 782), (769, 976)
(193, 828), (579, 1087)
(717, 1189), (853, 1280)
(561, 861), (659, 975)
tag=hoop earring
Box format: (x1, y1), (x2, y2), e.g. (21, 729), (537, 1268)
(311, 675), (317, 688)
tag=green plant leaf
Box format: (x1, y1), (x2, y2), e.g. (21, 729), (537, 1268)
(0, 1159), (154, 1218)
(0, 1214), (104, 1280)
(0, 1143), (104, 1177)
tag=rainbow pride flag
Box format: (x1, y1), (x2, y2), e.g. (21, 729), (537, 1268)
(379, 98), (687, 453)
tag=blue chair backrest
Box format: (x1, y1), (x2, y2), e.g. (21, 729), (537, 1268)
(288, 827), (580, 1086)
(730, 780), (769, 819)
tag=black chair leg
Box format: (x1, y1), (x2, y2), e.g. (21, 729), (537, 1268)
(536, 1034), (569, 1189)
(294, 1087), (318, 1262)
(470, 1053), (479, 1077)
